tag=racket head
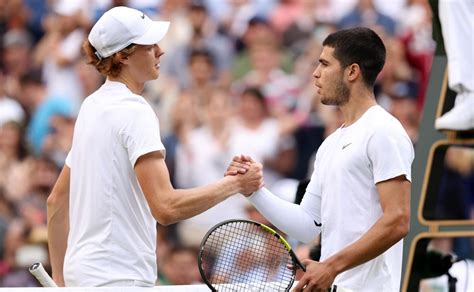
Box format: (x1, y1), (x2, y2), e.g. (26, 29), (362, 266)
(198, 219), (303, 292)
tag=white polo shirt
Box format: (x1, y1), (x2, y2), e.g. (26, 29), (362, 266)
(303, 105), (414, 291)
(64, 79), (165, 287)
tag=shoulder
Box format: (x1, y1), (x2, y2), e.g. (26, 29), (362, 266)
(366, 107), (414, 153)
(367, 106), (408, 137)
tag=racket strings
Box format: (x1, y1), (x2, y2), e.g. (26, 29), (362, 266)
(201, 221), (295, 291)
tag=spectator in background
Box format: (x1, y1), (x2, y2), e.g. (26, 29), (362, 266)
(232, 38), (305, 138)
(0, 121), (29, 190)
(74, 57), (104, 98)
(159, 246), (201, 285)
(163, 91), (203, 186)
(338, 0), (397, 36)
(184, 49), (219, 107)
(175, 89), (249, 246)
(42, 114), (75, 167)
(232, 16), (293, 79)
(150, 0), (192, 58)
(16, 70), (74, 156)
(0, 0), (31, 35)
(32, 0), (86, 108)
(268, 0), (303, 35)
(281, 0), (336, 58)
(230, 87), (296, 188)
(389, 95), (420, 145)
(436, 147), (474, 225)
(164, 1), (234, 89)
(0, 188), (14, 266)
(0, 68), (25, 127)
(398, 0), (435, 110)
(233, 38), (298, 110)
(219, 0), (260, 41)
(0, 219), (40, 287)
(2, 28), (34, 97)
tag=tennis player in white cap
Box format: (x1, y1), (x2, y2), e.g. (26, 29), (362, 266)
(46, 6), (263, 287)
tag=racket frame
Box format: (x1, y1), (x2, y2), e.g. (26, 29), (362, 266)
(198, 219), (305, 291)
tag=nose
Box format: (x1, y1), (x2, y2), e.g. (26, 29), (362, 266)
(154, 45), (164, 58)
(312, 64), (321, 79)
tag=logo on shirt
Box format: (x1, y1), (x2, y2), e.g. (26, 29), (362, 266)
(342, 142), (352, 150)
(314, 221), (322, 227)
(141, 13), (145, 19)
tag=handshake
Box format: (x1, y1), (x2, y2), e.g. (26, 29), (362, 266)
(224, 155), (264, 196)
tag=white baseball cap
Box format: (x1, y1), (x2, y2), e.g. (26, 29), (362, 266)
(88, 6), (170, 59)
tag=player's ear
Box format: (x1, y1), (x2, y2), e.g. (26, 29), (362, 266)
(346, 63), (360, 82)
(115, 52), (129, 65)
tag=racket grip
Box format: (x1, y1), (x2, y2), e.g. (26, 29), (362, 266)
(29, 262), (58, 287)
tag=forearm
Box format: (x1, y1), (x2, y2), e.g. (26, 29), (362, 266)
(46, 166), (70, 286)
(47, 196), (69, 286)
(248, 188), (320, 243)
(323, 213), (409, 275)
(160, 176), (241, 224)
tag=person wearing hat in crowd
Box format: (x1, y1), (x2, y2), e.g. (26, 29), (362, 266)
(46, 6), (263, 287)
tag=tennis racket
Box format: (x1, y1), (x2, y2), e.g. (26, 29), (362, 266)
(198, 219), (306, 291)
(29, 262), (57, 287)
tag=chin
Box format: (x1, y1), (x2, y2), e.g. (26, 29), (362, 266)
(150, 72), (159, 80)
(320, 97), (335, 106)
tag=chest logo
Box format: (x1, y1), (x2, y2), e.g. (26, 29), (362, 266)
(342, 142), (352, 150)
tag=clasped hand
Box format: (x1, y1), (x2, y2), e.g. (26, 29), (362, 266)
(225, 154), (264, 196)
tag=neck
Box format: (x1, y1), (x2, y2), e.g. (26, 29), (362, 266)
(109, 75), (144, 95)
(209, 121), (226, 134)
(339, 87), (377, 127)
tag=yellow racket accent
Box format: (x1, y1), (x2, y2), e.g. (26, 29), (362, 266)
(260, 223), (292, 251)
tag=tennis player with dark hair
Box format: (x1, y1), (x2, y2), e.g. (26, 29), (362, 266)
(227, 27), (414, 291)
(46, 6), (263, 287)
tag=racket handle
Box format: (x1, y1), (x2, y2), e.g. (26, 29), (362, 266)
(29, 262), (58, 287)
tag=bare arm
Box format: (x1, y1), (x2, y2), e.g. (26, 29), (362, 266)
(134, 151), (263, 226)
(46, 166), (70, 287)
(294, 175), (410, 291)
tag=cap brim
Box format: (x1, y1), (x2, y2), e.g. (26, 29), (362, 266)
(133, 21), (170, 45)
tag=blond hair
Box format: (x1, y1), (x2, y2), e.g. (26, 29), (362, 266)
(82, 39), (137, 77)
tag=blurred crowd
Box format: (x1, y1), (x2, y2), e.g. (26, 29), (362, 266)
(0, 0), (470, 287)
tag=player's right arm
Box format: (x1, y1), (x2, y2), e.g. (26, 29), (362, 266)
(46, 166), (70, 287)
(134, 151), (263, 226)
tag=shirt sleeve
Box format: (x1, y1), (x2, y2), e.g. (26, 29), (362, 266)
(367, 126), (414, 184)
(248, 187), (321, 243)
(120, 105), (166, 167)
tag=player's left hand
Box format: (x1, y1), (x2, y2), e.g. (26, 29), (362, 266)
(292, 259), (336, 292)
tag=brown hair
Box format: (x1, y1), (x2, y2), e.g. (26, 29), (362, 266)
(82, 39), (137, 77)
